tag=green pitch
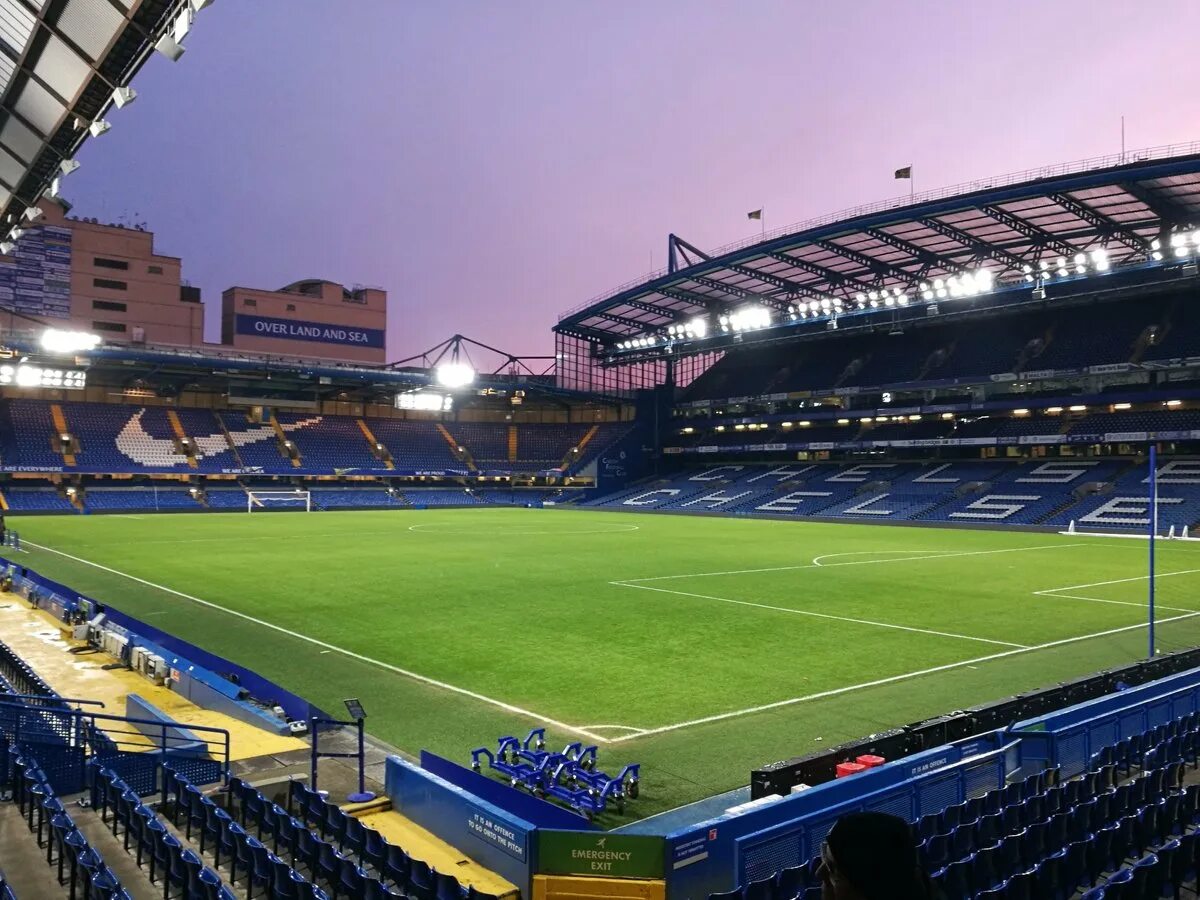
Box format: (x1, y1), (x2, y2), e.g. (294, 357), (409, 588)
(10, 508), (1200, 821)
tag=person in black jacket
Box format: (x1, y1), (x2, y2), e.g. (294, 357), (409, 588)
(818, 812), (938, 900)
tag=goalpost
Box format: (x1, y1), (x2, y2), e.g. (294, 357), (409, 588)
(247, 490), (311, 513)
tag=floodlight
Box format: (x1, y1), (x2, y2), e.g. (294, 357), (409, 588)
(1046, 406), (1063, 413)
(898, 294), (909, 305)
(688, 316), (707, 337)
(808, 300), (819, 312)
(1166, 400), (1182, 407)
(155, 33), (186, 61)
(22, 206), (42, 222)
(1013, 408), (1030, 415)
(1112, 403), (1132, 410)
(41, 329), (101, 354)
(1069, 405), (1087, 412)
(0, 242), (13, 255)
(1193, 231), (1200, 246)
(884, 295), (895, 306)
(435, 362), (475, 388)
(855, 293), (866, 305)
(112, 86), (137, 108)
(836, 418), (850, 425)
(9, 228), (24, 241)
(88, 119), (111, 138)
(1090, 248), (1110, 272)
(59, 159), (81, 176)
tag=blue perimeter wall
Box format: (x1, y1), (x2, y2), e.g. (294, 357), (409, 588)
(386, 755), (536, 897)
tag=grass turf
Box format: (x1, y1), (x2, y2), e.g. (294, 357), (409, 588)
(8, 507), (1200, 822)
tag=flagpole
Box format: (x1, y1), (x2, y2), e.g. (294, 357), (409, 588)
(761, 207), (765, 238)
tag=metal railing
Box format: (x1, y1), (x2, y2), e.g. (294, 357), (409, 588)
(558, 140), (1200, 320)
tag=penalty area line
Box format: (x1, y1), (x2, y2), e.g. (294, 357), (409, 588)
(607, 610), (1200, 744)
(21, 539), (612, 745)
(616, 543), (1088, 583)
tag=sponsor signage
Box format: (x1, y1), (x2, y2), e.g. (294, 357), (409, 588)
(537, 831), (664, 879)
(234, 313), (385, 349)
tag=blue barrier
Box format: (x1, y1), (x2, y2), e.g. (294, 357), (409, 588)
(421, 750), (597, 831)
(386, 755), (535, 896)
(124, 693), (206, 751)
(663, 734), (1013, 900)
(1011, 664), (1200, 777)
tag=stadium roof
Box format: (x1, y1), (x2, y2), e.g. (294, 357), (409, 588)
(0, 0), (190, 242)
(555, 143), (1200, 347)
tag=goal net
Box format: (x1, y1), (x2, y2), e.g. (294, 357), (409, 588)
(247, 490), (311, 512)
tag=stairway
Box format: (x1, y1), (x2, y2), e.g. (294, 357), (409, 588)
(0, 488), (8, 511)
(507, 426), (518, 462)
(165, 410), (199, 468)
(0, 802), (67, 899)
(49, 403), (77, 466)
(269, 414), (303, 468)
(560, 424), (600, 470)
(435, 423), (477, 472)
(357, 419), (394, 469)
(215, 414), (246, 469)
(69, 806), (162, 900)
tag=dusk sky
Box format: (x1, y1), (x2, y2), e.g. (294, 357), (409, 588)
(65, 1), (1200, 361)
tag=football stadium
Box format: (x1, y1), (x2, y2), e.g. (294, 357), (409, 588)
(0, 4), (1200, 900)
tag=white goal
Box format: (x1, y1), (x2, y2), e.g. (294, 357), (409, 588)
(247, 490), (311, 513)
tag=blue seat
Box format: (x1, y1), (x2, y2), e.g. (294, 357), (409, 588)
(340, 857), (370, 900)
(315, 841), (347, 892)
(434, 870), (462, 900)
(361, 829), (388, 877)
(1128, 853), (1160, 899)
(937, 855), (972, 900)
(1003, 866), (1036, 900)
(248, 841), (278, 900)
(407, 859), (436, 900)
(343, 816), (367, 859)
(270, 860), (306, 900)
(921, 832), (950, 869)
(969, 842), (1000, 895)
(706, 891), (741, 900)
(382, 844), (410, 891)
(364, 879), (407, 899)
(1103, 867), (1134, 900)
(776, 863), (807, 899)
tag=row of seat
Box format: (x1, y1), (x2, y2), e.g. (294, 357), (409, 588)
(283, 779), (499, 900)
(1079, 837), (1198, 899)
(11, 745), (131, 899)
(710, 707), (1200, 900)
(164, 766), (327, 900)
(90, 763), (237, 899)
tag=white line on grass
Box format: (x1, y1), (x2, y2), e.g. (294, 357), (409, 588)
(605, 611), (1200, 743)
(1035, 569), (1200, 594)
(616, 543), (1086, 584)
(1031, 591), (1194, 613)
(612, 581), (1030, 648)
(21, 538), (613, 744)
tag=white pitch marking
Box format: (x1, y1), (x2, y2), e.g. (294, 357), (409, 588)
(1034, 568), (1200, 595)
(617, 543), (1087, 583)
(605, 611), (1200, 743)
(612, 581), (1030, 649)
(811, 550), (954, 567)
(21, 538), (610, 744)
(579, 725), (649, 735)
(407, 523), (640, 536)
(1031, 590), (1194, 614)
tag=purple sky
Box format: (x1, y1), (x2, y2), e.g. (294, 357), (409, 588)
(66, 0), (1200, 360)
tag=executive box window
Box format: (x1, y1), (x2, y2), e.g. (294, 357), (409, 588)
(92, 300), (127, 312)
(94, 257), (129, 270)
(93, 321), (127, 333)
(148, 265), (163, 275)
(243, 298), (257, 307)
(286, 303), (296, 311)
(93, 278), (127, 291)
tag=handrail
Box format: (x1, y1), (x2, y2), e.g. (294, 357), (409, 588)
(558, 139), (1200, 320)
(0, 692), (105, 708)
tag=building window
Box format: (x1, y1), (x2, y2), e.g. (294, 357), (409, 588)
(243, 298), (257, 307)
(93, 321), (127, 333)
(93, 278), (127, 291)
(343, 294), (367, 305)
(94, 257), (129, 270)
(92, 300), (127, 312)
(148, 265), (163, 275)
(286, 303), (296, 311)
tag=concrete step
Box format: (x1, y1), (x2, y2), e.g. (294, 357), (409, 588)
(0, 802), (69, 899)
(70, 805), (165, 900)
